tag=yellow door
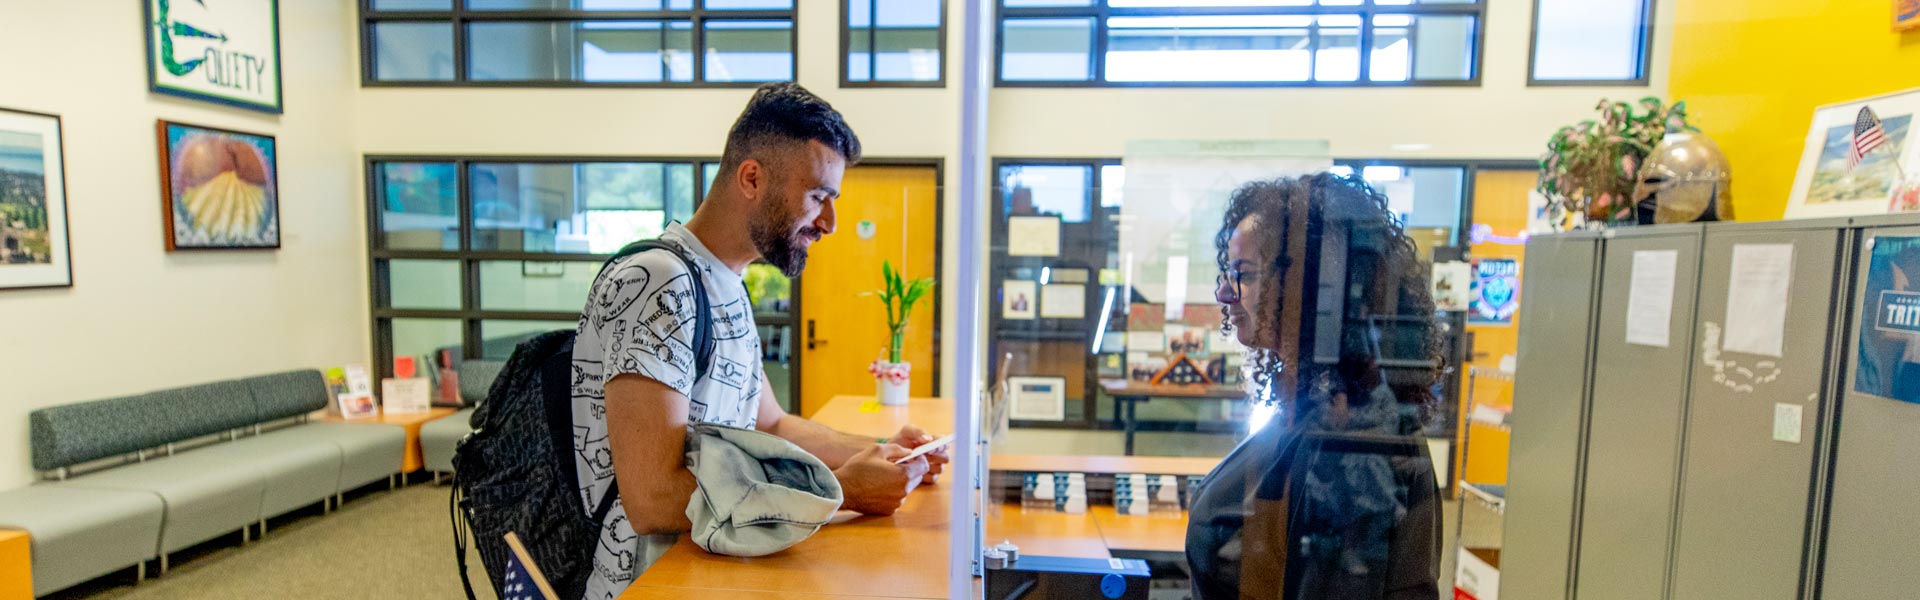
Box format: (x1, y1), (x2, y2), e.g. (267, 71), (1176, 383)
(798, 165), (940, 417)
(1456, 168), (1535, 486)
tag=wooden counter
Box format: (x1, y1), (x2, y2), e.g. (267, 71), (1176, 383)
(625, 396), (956, 599)
(1089, 506), (1190, 554)
(990, 454), (1219, 477)
(983, 503), (1109, 560)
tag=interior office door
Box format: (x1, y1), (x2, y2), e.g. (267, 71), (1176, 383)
(1456, 168), (1535, 487)
(1576, 224), (1703, 600)
(798, 164), (940, 417)
(1822, 220), (1920, 599)
(1670, 220), (1845, 600)
(1501, 231), (1603, 600)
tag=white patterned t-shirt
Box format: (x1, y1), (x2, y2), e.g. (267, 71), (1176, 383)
(569, 223), (762, 600)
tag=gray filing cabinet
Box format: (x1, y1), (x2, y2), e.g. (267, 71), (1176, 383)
(1575, 224), (1704, 600)
(1669, 219), (1850, 600)
(1819, 218), (1920, 600)
(1501, 231), (1603, 600)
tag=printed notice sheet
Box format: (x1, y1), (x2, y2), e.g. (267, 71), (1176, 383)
(1626, 250), (1679, 347)
(1723, 244), (1794, 357)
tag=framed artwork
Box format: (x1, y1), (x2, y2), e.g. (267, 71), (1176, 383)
(158, 120), (280, 250)
(144, 0), (283, 113)
(0, 108), (73, 290)
(1007, 376), (1067, 421)
(1469, 258), (1520, 325)
(1786, 87), (1920, 219)
(1003, 279), (1037, 320)
(1898, 0), (1920, 32)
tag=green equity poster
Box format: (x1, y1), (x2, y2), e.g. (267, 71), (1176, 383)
(1855, 234), (1920, 404)
(145, 0), (283, 113)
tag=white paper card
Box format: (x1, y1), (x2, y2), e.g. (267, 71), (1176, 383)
(344, 364), (374, 396)
(1008, 216), (1061, 257)
(1626, 250), (1679, 347)
(1128, 331), (1168, 353)
(1723, 244), (1794, 357)
(1040, 284), (1086, 318)
(1773, 403), (1803, 443)
(1007, 377), (1066, 421)
(1431, 261), (1473, 311)
(382, 378), (431, 414)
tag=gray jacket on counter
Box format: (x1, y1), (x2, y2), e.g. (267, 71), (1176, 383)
(684, 423), (845, 557)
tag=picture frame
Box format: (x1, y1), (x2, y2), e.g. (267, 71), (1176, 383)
(144, 0), (284, 114)
(1786, 87), (1920, 219)
(1898, 0), (1920, 32)
(157, 120), (280, 250)
(0, 107), (73, 290)
(1007, 376), (1067, 421)
(1002, 279), (1037, 320)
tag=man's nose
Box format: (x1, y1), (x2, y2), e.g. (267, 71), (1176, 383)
(815, 199), (837, 235)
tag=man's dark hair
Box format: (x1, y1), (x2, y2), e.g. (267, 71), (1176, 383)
(718, 82), (862, 179)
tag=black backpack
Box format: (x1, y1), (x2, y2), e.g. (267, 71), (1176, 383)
(450, 239), (716, 600)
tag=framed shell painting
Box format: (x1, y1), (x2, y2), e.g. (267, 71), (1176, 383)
(157, 120), (279, 250)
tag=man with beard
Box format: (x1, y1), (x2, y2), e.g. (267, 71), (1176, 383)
(569, 83), (947, 599)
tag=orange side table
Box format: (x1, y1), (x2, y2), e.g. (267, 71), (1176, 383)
(0, 529), (30, 600)
(322, 407), (458, 473)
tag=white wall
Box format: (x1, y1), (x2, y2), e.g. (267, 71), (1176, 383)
(0, 0), (366, 487)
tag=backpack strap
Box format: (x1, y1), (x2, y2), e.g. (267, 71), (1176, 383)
(602, 239), (717, 382)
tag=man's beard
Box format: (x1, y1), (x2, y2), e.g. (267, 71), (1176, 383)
(750, 198), (818, 277)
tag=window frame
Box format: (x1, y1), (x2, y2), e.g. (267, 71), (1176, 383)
(1525, 0), (1655, 87)
(992, 1), (1488, 88)
(841, 0), (949, 88)
(358, 0), (800, 88)
(365, 154), (724, 377)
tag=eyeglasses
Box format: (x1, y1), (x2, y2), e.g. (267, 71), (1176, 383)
(1217, 269), (1248, 301)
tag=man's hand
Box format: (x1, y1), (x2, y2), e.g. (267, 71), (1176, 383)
(889, 424), (951, 482)
(834, 444), (929, 516)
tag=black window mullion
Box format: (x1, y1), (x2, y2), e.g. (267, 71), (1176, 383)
(867, 0), (878, 81)
(463, 258), (482, 360)
(1307, 21), (1319, 82)
(693, 15), (707, 84)
(1357, 10), (1372, 83)
(1091, 4), (1109, 83)
(450, 3), (469, 83)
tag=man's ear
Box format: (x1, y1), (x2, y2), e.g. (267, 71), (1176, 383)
(735, 158), (767, 203)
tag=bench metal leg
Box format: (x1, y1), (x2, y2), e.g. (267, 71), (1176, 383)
(242, 526), (251, 545)
(259, 518), (268, 538)
(389, 473), (398, 491)
(160, 554), (169, 576)
(137, 560), (146, 584)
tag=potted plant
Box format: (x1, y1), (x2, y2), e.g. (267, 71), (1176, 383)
(1538, 97), (1692, 229)
(866, 260), (935, 407)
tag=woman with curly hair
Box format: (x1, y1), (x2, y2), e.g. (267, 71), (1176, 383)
(1185, 172), (1445, 599)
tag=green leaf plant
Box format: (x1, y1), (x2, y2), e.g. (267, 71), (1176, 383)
(1538, 97), (1693, 228)
(863, 260), (936, 364)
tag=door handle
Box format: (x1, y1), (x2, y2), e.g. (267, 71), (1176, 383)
(807, 319), (826, 350)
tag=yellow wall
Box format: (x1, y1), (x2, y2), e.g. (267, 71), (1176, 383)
(1669, 0), (1920, 221)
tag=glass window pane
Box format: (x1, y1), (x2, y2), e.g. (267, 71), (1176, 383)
(704, 0), (794, 8)
(468, 21), (693, 82)
(1002, 18), (1094, 81)
(1004, 0), (1094, 6)
(1314, 16), (1360, 82)
(480, 320), (574, 359)
(389, 259), (463, 310)
(1100, 164), (1125, 208)
(1001, 165), (1091, 223)
(1532, 0), (1647, 81)
(470, 163), (669, 254)
(372, 22), (455, 81)
(873, 0), (942, 81)
(1109, 0), (1310, 5)
(392, 318), (464, 365)
(668, 163), (696, 221)
(1411, 15), (1475, 80)
(379, 162), (459, 250)
(849, 0), (874, 81)
(760, 322), (795, 412)
(745, 263), (794, 313)
(480, 261), (599, 312)
(468, 0), (688, 9)
(1369, 16), (1411, 81)
(1106, 15), (1312, 83)
(702, 163), (721, 196)
(704, 20), (794, 82)
(1403, 166), (1464, 251)
(374, 0), (452, 9)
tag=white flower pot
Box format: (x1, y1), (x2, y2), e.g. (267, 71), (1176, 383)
(875, 361), (911, 406)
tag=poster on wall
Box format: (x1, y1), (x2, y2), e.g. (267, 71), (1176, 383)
(1785, 87), (1920, 219)
(0, 108), (72, 290)
(1853, 235), (1920, 404)
(145, 0), (284, 113)
(157, 120), (280, 250)
(1897, 0), (1920, 31)
(1431, 261), (1472, 312)
(1469, 259), (1519, 325)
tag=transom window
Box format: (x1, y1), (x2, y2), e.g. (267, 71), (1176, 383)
(844, 0), (947, 86)
(996, 0), (1483, 87)
(361, 0), (796, 86)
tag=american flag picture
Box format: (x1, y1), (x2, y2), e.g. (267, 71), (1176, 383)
(502, 532), (559, 600)
(1850, 106), (1891, 172)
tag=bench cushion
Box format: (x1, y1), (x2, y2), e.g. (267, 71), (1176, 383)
(265, 422), (406, 492)
(457, 361), (504, 407)
(420, 408), (475, 473)
(185, 433), (343, 518)
(55, 451), (266, 554)
(29, 380), (255, 471)
(242, 370), (330, 422)
(0, 486), (163, 597)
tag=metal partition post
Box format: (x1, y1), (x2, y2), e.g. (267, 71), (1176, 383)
(950, 0), (991, 596)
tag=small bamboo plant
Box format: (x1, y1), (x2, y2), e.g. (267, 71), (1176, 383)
(867, 260), (935, 366)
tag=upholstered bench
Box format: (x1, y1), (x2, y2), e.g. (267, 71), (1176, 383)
(0, 486), (163, 597)
(420, 360), (503, 475)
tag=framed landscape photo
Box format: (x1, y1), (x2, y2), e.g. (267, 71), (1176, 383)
(0, 108), (72, 290)
(1786, 87), (1920, 219)
(144, 0), (283, 113)
(157, 120), (280, 250)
